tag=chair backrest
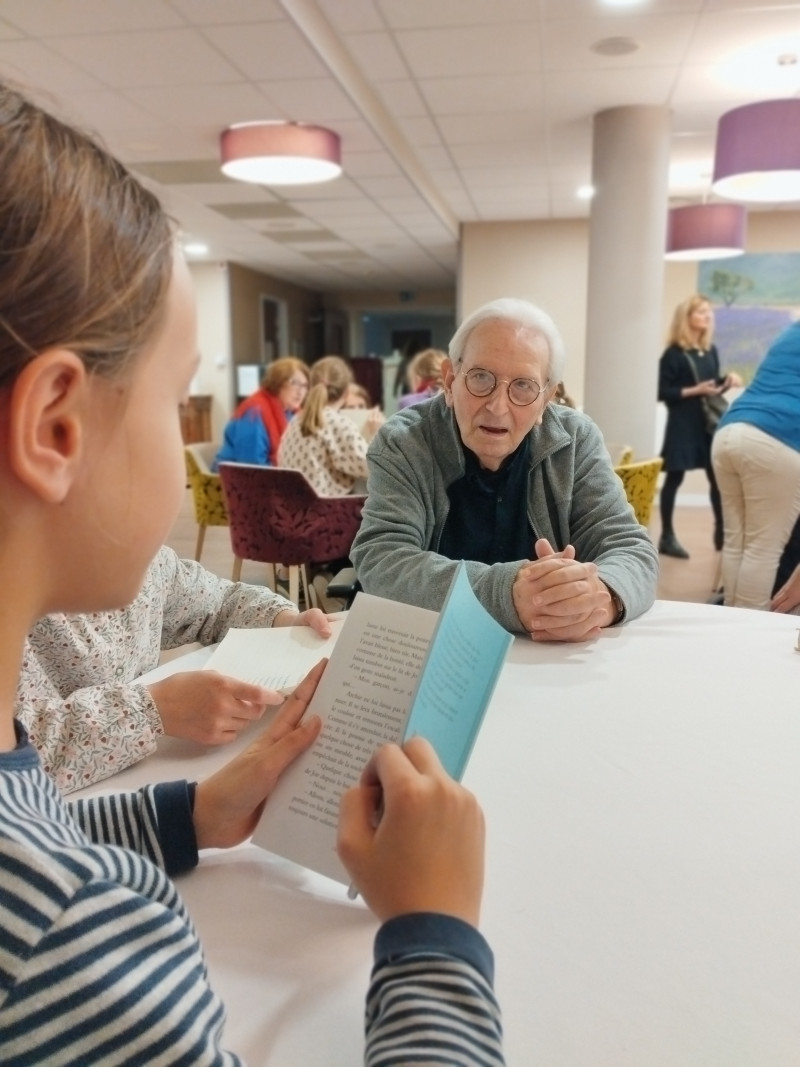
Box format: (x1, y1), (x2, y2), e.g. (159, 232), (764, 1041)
(605, 441), (634, 466)
(184, 445), (228, 527)
(613, 458), (663, 527)
(185, 441), (217, 475)
(218, 463), (366, 566)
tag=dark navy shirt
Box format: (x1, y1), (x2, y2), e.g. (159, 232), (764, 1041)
(439, 439), (532, 564)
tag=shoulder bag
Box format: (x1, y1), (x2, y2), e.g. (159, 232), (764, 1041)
(683, 350), (728, 434)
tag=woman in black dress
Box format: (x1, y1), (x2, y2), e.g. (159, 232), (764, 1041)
(657, 294), (739, 559)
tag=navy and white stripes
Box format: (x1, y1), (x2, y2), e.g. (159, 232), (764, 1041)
(1, 738), (239, 1066)
(366, 914), (504, 1066)
(2, 732), (504, 1064)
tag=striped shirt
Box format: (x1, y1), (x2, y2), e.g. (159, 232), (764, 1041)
(1, 727), (504, 1065)
(368, 914), (504, 1065)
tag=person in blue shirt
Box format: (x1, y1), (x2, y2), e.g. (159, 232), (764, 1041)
(712, 321), (800, 610)
(214, 356), (309, 468)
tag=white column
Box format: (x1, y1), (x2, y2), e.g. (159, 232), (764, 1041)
(584, 106), (671, 460)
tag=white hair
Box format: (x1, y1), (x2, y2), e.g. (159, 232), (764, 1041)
(448, 298), (566, 385)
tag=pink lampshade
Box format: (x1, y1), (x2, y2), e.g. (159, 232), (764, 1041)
(664, 203), (747, 260)
(712, 99), (800, 202)
(220, 122), (341, 185)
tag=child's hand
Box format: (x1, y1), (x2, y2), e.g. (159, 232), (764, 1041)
(193, 660), (325, 849)
(337, 737), (485, 926)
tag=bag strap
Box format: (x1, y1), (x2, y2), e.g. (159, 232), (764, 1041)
(683, 349), (701, 384)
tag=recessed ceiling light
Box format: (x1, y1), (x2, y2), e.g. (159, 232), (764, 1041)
(591, 36), (640, 57)
(577, 185), (595, 200)
(183, 242), (209, 256)
(717, 36), (800, 94)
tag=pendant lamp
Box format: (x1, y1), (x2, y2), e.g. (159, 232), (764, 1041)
(220, 122), (342, 185)
(665, 202), (747, 260)
(712, 99), (800, 202)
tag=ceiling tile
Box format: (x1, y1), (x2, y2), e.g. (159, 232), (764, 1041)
(393, 23), (542, 78)
(171, 0), (285, 25)
(0, 39), (103, 93)
(340, 30), (409, 81)
(418, 73), (543, 115)
(213, 202), (302, 219)
(379, 0), (538, 30)
(134, 160), (232, 184)
(51, 29), (248, 87)
(543, 12), (699, 71)
(126, 83), (279, 127)
(0, 0), (183, 36)
(254, 78), (361, 122)
(203, 21), (329, 80)
(5, 0), (786, 292)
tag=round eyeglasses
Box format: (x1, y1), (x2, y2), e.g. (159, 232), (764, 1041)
(460, 366), (546, 407)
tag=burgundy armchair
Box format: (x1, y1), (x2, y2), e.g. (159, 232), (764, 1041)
(218, 462), (366, 607)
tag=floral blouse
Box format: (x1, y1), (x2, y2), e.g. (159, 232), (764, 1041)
(278, 407), (368, 496)
(16, 546), (294, 793)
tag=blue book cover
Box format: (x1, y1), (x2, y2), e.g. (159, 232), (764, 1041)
(403, 561), (513, 780)
(255, 561), (512, 883)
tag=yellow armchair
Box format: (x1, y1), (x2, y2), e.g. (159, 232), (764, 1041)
(184, 443), (228, 562)
(613, 457), (663, 528)
(605, 442), (634, 466)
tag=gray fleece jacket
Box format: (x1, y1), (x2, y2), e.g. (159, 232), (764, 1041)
(351, 394), (658, 634)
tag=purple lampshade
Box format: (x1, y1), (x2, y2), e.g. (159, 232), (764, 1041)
(665, 203), (747, 260)
(712, 99), (800, 202)
(220, 122), (341, 185)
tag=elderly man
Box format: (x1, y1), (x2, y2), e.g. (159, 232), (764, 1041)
(351, 297), (658, 641)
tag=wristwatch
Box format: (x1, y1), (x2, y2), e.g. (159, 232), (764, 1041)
(606, 586), (625, 625)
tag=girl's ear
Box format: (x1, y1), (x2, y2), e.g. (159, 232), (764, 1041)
(7, 350), (88, 503)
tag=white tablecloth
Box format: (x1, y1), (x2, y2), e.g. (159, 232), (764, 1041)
(75, 600), (800, 1064)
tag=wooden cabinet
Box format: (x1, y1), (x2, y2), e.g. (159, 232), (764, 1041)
(179, 395), (212, 444)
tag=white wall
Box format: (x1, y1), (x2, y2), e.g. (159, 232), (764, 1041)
(459, 220), (589, 406)
(191, 211), (799, 450)
(460, 210), (800, 445)
(188, 262), (233, 442)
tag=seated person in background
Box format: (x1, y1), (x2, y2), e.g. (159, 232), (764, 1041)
(344, 381), (371, 408)
(279, 355), (383, 496)
(214, 356), (309, 468)
(351, 297), (658, 641)
(17, 545), (331, 793)
(397, 347), (446, 409)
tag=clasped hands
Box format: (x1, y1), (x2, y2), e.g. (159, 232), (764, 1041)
(512, 537), (617, 642)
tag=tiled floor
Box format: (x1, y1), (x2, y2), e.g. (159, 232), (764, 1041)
(166, 488), (722, 606)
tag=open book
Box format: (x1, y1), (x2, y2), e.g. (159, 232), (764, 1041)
(204, 617), (347, 695)
(251, 563), (513, 884)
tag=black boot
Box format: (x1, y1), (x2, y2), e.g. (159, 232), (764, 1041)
(658, 531), (689, 559)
